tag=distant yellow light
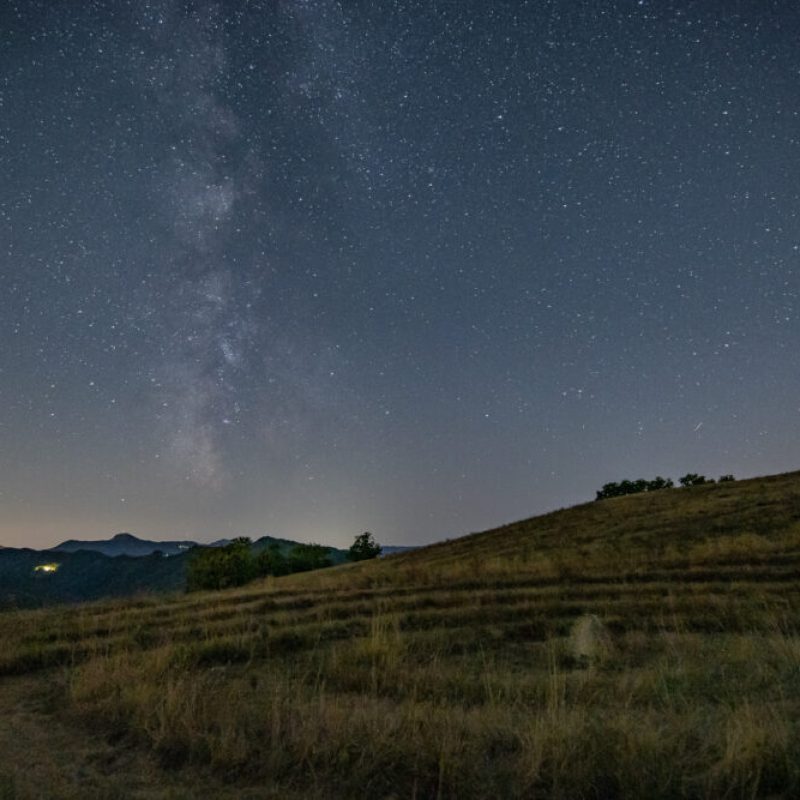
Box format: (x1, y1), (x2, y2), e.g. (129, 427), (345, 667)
(34, 563), (60, 573)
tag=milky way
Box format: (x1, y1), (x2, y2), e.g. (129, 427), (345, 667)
(2, 1), (799, 548)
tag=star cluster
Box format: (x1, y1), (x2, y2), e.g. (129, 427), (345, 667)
(1, 0), (798, 547)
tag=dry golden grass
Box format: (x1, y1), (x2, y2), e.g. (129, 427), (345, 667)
(3, 470), (800, 797)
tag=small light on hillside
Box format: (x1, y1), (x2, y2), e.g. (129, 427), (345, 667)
(34, 563), (60, 574)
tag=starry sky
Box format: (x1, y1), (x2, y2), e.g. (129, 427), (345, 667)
(2, 0), (799, 549)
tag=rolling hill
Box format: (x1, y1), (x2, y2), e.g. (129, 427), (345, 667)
(2, 471), (800, 798)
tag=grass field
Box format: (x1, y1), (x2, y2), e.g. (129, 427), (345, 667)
(3, 471), (800, 798)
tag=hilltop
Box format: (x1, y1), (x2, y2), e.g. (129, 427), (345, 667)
(2, 471), (800, 798)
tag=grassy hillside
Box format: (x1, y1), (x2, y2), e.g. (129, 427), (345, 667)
(3, 471), (800, 798)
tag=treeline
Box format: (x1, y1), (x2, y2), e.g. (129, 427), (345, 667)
(596, 473), (735, 501)
(186, 538), (335, 592)
(186, 532), (383, 592)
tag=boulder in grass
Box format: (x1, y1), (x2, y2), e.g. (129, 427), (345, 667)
(569, 614), (613, 668)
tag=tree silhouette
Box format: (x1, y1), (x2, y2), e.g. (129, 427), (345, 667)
(347, 531), (382, 561)
(678, 473), (710, 487)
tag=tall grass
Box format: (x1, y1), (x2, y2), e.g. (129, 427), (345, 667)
(3, 470), (800, 797)
(61, 625), (800, 798)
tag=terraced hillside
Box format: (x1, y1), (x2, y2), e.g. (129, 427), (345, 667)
(3, 471), (800, 799)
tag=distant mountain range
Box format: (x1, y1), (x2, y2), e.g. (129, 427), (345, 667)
(379, 545), (417, 556)
(48, 532), (416, 559)
(51, 532), (198, 557)
(0, 534), (416, 610)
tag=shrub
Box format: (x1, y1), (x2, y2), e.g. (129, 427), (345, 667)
(288, 543), (333, 573)
(186, 538), (256, 592)
(255, 543), (289, 577)
(187, 538), (338, 591)
(679, 473), (712, 487)
(595, 477), (674, 501)
(597, 471), (730, 499)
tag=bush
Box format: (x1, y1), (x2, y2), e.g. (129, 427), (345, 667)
(187, 538), (336, 591)
(597, 471), (732, 499)
(186, 538), (256, 591)
(288, 543), (333, 573)
(255, 543), (289, 577)
(595, 477), (673, 501)
(679, 473), (712, 487)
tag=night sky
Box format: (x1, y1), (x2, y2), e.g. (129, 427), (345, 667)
(2, 1), (799, 549)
